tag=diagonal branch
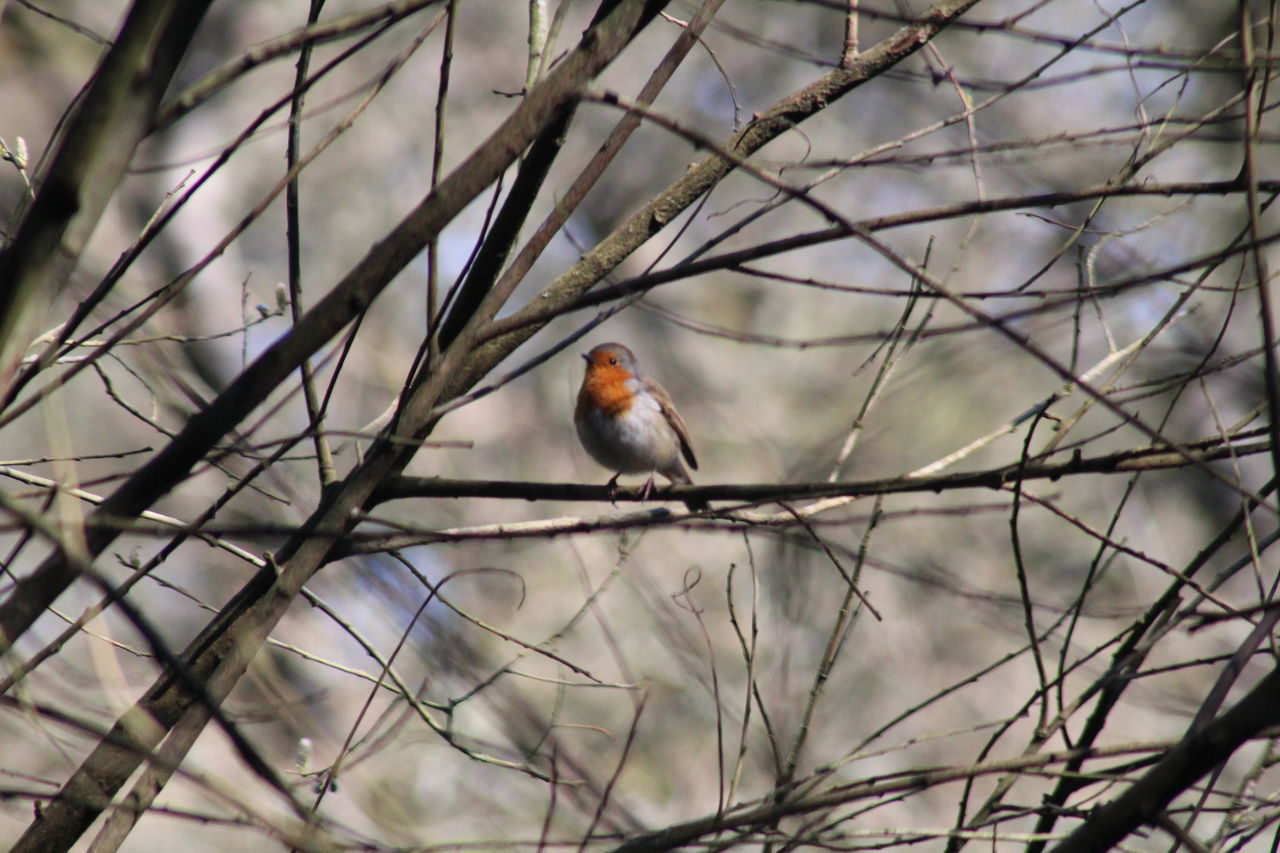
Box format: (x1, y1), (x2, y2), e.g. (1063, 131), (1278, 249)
(4, 3), (676, 851)
(6, 1), (988, 848)
(0, 0), (669, 662)
(1051, 663), (1280, 853)
(465, 0), (986, 377)
(0, 0), (215, 397)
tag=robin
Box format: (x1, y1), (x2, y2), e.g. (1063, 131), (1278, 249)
(575, 343), (707, 510)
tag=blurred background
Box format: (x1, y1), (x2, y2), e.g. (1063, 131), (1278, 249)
(0, 0), (1276, 849)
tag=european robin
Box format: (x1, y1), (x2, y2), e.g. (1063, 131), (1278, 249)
(575, 343), (707, 510)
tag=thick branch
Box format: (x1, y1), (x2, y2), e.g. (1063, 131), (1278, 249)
(0, 0), (214, 396)
(1052, 664), (1280, 853)
(6, 2), (673, 850)
(0, 0), (666, 663)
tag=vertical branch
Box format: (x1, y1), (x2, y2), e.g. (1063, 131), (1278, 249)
(1239, 0), (1280, 490)
(1009, 414), (1051, 735)
(286, 0), (337, 487)
(527, 0), (550, 92)
(426, 0), (459, 367)
(842, 0), (859, 66)
(725, 535), (764, 806)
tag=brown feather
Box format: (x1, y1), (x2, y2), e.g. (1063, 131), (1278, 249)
(648, 377), (698, 470)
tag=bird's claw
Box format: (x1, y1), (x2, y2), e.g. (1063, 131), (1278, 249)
(639, 475), (656, 501)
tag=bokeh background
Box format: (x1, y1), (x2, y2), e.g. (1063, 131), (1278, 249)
(1, 0), (1277, 850)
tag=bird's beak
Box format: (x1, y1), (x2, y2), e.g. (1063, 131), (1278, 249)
(580, 353), (591, 363)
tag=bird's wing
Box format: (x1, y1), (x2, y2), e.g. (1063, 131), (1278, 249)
(651, 380), (698, 470)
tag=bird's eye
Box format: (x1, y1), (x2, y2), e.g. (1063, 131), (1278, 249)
(609, 356), (617, 365)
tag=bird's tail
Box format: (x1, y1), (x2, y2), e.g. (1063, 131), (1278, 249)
(665, 463), (707, 511)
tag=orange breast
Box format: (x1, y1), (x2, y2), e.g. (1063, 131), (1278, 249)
(576, 364), (635, 420)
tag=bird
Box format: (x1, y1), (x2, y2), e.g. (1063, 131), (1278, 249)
(574, 342), (707, 510)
